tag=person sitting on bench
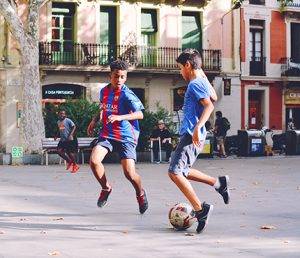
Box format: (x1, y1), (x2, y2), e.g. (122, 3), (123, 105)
(150, 120), (173, 163)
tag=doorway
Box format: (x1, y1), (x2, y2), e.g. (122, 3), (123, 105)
(248, 90), (264, 129)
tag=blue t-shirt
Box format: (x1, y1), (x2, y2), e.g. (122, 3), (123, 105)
(180, 78), (210, 138)
(99, 84), (144, 144)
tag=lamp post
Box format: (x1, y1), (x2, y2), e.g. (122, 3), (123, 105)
(220, 0), (244, 95)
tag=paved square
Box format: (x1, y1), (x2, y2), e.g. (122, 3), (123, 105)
(0, 156), (300, 257)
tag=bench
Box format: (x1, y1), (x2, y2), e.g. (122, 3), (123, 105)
(41, 137), (96, 165)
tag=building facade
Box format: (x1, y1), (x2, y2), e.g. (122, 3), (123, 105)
(240, 0), (300, 131)
(0, 0), (240, 153)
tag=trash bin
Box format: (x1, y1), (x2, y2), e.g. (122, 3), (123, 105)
(238, 130), (266, 157)
(198, 132), (214, 158)
(285, 130), (300, 155)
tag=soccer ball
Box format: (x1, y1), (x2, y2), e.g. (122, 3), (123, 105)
(169, 203), (196, 230)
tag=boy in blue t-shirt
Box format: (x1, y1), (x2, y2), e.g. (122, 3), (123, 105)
(87, 60), (148, 214)
(168, 49), (230, 233)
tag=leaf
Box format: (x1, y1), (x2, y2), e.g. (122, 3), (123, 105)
(185, 233), (194, 236)
(40, 231), (47, 234)
(52, 217), (64, 221)
(0, 231), (5, 234)
(48, 251), (60, 256)
(122, 230), (128, 234)
(260, 225), (277, 230)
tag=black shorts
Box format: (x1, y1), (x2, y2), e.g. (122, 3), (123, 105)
(57, 139), (78, 153)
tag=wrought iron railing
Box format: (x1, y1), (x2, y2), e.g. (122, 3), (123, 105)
(250, 56), (266, 76)
(39, 42), (221, 71)
(281, 57), (300, 76)
(286, 0), (300, 7)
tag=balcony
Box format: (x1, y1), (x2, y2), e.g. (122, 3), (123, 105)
(250, 56), (266, 76)
(281, 58), (300, 77)
(39, 42), (221, 73)
(286, 0), (300, 7)
(283, 0), (300, 13)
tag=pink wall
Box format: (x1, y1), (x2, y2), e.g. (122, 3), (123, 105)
(203, 8), (231, 57)
(77, 5), (96, 43)
(159, 7), (180, 48)
(39, 4), (47, 41)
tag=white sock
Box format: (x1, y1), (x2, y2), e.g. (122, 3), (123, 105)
(214, 178), (220, 189)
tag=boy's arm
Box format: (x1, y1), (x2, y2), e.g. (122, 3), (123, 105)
(192, 98), (214, 147)
(87, 106), (102, 136)
(68, 123), (76, 140)
(200, 69), (217, 102)
(107, 111), (143, 123)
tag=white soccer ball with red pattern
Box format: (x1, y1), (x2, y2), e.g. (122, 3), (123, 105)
(169, 203), (196, 230)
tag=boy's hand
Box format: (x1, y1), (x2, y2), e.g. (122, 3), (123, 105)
(87, 120), (95, 136)
(192, 126), (203, 148)
(107, 115), (122, 123)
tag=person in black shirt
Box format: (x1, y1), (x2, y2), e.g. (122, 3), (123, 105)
(214, 111), (227, 158)
(150, 120), (173, 163)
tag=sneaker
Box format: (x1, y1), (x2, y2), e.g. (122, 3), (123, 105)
(66, 162), (72, 170)
(195, 202), (213, 233)
(71, 163), (80, 173)
(136, 189), (148, 214)
(215, 175), (230, 204)
(97, 187), (112, 207)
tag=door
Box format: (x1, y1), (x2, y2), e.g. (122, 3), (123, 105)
(100, 6), (117, 65)
(182, 12), (201, 51)
(141, 9), (157, 67)
(52, 3), (75, 64)
(291, 23), (300, 63)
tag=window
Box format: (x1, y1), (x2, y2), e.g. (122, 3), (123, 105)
(141, 9), (157, 66)
(182, 12), (201, 51)
(291, 23), (300, 63)
(52, 3), (75, 52)
(100, 6), (117, 64)
(141, 9), (157, 46)
(249, 20), (265, 76)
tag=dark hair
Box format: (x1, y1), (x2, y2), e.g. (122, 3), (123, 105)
(110, 59), (129, 71)
(216, 111), (222, 118)
(176, 48), (202, 69)
(59, 109), (66, 113)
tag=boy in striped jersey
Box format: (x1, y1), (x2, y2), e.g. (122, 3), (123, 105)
(87, 60), (148, 214)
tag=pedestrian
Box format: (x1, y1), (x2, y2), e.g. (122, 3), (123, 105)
(55, 110), (80, 173)
(287, 118), (295, 131)
(214, 111), (230, 158)
(150, 120), (173, 163)
(87, 60), (148, 214)
(168, 49), (230, 234)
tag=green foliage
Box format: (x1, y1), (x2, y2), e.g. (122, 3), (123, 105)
(138, 103), (176, 151)
(43, 99), (100, 138)
(43, 100), (175, 152)
(277, 0), (294, 11)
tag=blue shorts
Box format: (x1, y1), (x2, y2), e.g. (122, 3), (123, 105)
(168, 133), (204, 177)
(96, 137), (137, 161)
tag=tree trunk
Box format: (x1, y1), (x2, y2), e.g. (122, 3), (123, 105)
(20, 38), (45, 153)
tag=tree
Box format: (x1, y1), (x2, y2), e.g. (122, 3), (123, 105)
(0, 0), (47, 153)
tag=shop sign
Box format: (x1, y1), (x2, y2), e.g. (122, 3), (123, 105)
(285, 90), (300, 105)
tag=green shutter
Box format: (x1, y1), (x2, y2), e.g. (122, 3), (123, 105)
(141, 10), (157, 33)
(182, 12), (201, 50)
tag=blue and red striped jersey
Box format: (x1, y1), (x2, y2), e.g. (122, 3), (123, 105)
(99, 84), (144, 144)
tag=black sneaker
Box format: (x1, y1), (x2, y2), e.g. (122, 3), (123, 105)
(195, 202), (213, 233)
(136, 189), (148, 214)
(216, 175), (230, 204)
(97, 187), (112, 208)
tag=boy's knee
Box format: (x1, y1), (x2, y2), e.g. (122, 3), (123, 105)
(168, 172), (177, 181)
(90, 157), (102, 167)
